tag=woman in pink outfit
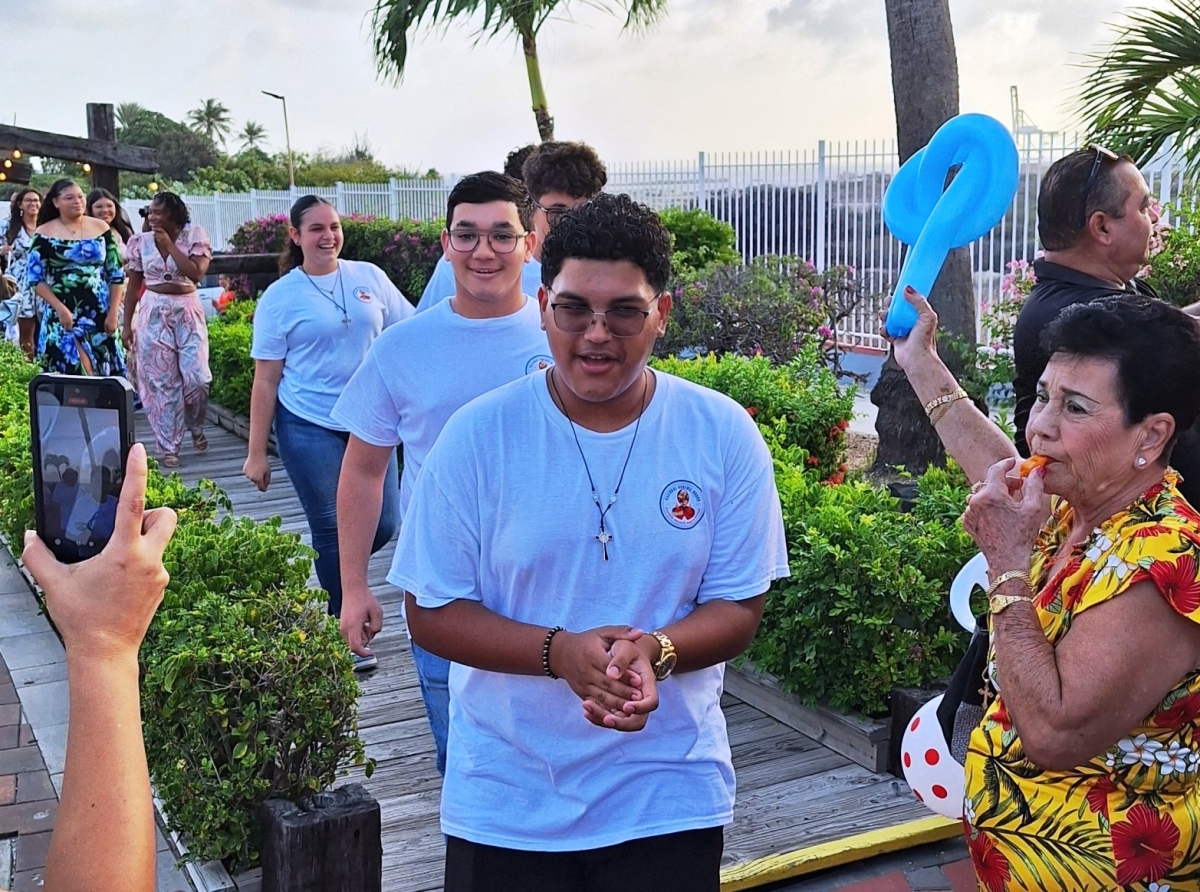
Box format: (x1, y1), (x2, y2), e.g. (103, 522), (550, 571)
(122, 192), (212, 468)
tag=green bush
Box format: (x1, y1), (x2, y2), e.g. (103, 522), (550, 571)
(658, 207), (740, 276)
(0, 341), (368, 870)
(208, 313), (255, 417)
(227, 214), (442, 301)
(1143, 202), (1200, 308)
(658, 256), (861, 366)
(746, 451), (975, 716)
(652, 347), (855, 483)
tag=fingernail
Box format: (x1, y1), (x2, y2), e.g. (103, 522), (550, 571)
(24, 530), (34, 546)
(905, 286), (915, 295)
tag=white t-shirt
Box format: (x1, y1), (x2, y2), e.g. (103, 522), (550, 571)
(416, 253), (545, 313)
(330, 296), (551, 521)
(251, 259), (414, 429)
(390, 370), (789, 850)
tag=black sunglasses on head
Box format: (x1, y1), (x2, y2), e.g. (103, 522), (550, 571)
(1078, 144), (1121, 228)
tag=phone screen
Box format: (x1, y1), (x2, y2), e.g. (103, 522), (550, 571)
(34, 387), (126, 555)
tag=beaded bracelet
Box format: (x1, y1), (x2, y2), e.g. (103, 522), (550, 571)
(542, 626), (565, 679)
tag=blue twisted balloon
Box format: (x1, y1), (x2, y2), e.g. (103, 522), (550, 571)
(882, 113), (1019, 338)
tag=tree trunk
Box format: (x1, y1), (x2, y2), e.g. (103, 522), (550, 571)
(871, 0), (974, 475)
(522, 31), (554, 141)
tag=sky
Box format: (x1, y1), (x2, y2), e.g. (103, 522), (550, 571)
(3, 0), (1147, 175)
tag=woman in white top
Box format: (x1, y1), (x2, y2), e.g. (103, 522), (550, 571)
(244, 196), (413, 665)
(1, 188), (42, 360)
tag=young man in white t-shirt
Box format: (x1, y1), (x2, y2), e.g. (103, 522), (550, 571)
(391, 194), (789, 891)
(332, 171), (550, 774)
(416, 141), (607, 313)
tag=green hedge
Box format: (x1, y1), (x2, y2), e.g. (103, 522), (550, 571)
(652, 348), (854, 483)
(0, 342), (368, 869)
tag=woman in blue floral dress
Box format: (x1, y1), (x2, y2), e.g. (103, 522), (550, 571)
(26, 179), (126, 376)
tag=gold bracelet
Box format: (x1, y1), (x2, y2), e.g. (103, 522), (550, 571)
(986, 570), (1034, 615)
(924, 387), (969, 421)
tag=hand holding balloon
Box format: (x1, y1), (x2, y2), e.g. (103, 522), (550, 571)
(882, 114), (1020, 338)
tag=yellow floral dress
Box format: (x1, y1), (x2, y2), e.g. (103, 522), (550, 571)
(964, 472), (1200, 892)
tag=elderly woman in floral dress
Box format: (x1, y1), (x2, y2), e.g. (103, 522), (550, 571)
(887, 287), (1200, 891)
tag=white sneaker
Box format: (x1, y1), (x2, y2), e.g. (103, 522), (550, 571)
(353, 652), (379, 672)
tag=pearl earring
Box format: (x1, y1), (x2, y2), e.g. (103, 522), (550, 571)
(1137, 457), (1147, 467)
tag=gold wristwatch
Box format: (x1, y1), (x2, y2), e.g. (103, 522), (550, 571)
(651, 631), (677, 681)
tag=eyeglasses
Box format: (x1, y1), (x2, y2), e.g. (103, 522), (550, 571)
(548, 291), (663, 338)
(533, 200), (574, 227)
(447, 228), (528, 254)
(1078, 144), (1121, 228)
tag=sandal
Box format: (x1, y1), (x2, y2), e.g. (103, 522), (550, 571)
(192, 432), (209, 453)
(161, 453), (180, 469)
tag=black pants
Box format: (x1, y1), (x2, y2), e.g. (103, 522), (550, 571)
(443, 826), (724, 892)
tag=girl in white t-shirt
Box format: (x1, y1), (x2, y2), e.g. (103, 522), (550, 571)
(244, 197), (413, 667)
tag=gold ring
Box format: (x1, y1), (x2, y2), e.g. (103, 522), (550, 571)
(970, 482), (986, 495)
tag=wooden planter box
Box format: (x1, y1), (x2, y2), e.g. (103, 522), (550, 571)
(724, 660), (891, 774)
(206, 401), (274, 452)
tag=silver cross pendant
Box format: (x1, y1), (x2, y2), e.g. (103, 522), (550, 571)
(595, 528), (612, 561)
(342, 314), (351, 329)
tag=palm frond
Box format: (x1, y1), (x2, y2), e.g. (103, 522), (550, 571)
(1077, 0), (1200, 166)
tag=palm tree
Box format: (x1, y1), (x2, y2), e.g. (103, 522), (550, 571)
(870, 0), (973, 474)
(238, 120), (268, 151)
(370, 0), (668, 141)
(1078, 0), (1200, 175)
(187, 99), (233, 145)
(115, 102), (147, 131)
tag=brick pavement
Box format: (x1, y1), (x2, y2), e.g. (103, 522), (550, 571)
(764, 839), (980, 892)
(0, 649), (58, 892)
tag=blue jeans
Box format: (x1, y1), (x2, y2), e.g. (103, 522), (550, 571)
(411, 640), (450, 775)
(273, 402), (399, 617)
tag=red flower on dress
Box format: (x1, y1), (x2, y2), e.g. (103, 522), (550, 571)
(1149, 555), (1200, 616)
(1112, 803), (1180, 886)
(1176, 501), (1200, 526)
(1154, 691), (1200, 732)
(1131, 523), (1173, 539)
(990, 699), (1013, 732)
(1086, 775), (1116, 819)
(967, 830), (1011, 892)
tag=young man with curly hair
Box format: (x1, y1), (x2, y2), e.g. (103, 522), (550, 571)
(416, 141), (607, 312)
(392, 193), (788, 891)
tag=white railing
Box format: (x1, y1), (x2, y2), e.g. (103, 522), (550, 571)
(128, 135), (1193, 350)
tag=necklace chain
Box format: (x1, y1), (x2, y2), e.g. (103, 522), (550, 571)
(549, 368), (650, 561)
(301, 263), (350, 328)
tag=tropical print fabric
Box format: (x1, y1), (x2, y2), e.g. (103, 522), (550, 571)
(5, 225), (38, 317)
(27, 231), (126, 376)
(964, 471), (1200, 891)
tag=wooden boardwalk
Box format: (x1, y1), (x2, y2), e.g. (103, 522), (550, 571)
(171, 415), (933, 892)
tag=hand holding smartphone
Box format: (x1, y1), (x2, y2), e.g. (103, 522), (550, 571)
(30, 374), (135, 563)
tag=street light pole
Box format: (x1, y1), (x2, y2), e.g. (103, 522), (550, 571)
(262, 90), (295, 189)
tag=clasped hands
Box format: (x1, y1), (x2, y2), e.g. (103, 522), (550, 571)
(547, 626), (660, 733)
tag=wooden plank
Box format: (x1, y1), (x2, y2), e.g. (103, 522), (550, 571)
(0, 123), (157, 172)
(86, 104), (120, 196)
(209, 254), (280, 276)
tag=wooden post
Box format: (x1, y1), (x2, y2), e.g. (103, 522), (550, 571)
(260, 784), (382, 892)
(86, 103), (121, 196)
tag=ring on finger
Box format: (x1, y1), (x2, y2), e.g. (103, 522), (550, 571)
(969, 482), (986, 496)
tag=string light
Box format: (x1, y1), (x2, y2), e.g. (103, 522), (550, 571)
(2, 160), (10, 169)
(11, 150), (20, 160)
(82, 163), (92, 173)
(0, 173), (7, 182)
(148, 182), (159, 192)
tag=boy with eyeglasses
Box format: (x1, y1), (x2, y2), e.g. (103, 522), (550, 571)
(392, 193), (788, 891)
(416, 141), (607, 312)
(332, 171), (550, 773)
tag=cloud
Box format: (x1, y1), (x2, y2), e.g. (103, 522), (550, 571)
(766, 0), (879, 41)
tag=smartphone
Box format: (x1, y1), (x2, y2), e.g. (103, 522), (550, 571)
(30, 375), (136, 564)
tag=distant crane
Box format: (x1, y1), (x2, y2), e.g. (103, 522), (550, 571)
(1010, 86), (1041, 137)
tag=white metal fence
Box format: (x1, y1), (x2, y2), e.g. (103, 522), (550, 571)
(129, 134), (1192, 350)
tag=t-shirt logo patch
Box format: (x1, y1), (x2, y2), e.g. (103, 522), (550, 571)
(661, 481), (704, 529)
(525, 355), (554, 374)
(354, 287), (373, 302)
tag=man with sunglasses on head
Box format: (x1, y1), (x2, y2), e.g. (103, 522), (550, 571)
(331, 172), (549, 775)
(391, 194), (788, 892)
(416, 141), (607, 312)
(1011, 146), (1200, 504)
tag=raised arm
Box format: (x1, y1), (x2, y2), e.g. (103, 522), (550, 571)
(21, 443), (177, 892)
(886, 287), (1020, 483)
